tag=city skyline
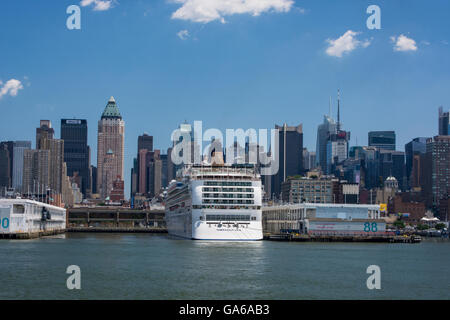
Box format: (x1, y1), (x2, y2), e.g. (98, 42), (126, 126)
(1, 0), (450, 197)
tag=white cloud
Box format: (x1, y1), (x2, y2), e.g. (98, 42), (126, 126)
(170, 0), (294, 23)
(0, 79), (24, 99)
(177, 29), (190, 40)
(325, 30), (371, 58)
(391, 34), (417, 52)
(80, 0), (114, 11)
(294, 7), (307, 14)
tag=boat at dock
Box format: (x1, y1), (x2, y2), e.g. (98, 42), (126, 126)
(165, 164), (263, 240)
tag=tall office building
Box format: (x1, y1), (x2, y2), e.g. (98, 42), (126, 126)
(90, 165), (97, 195)
(61, 119), (90, 197)
(11, 141), (31, 192)
(146, 150), (162, 198)
(405, 137), (428, 189)
(368, 131), (396, 150)
(37, 121), (65, 194)
(160, 153), (169, 189)
(130, 158), (138, 199)
(303, 148), (316, 171)
(0, 143), (11, 189)
(426, 136), (450, 219)
(271, 123), (303, 199)
(378, 150), (406, 191)
(97, 97), (125, 199)
(138, 148), (149, 194)
(326, 130), (350, 174)
(36, 120), (54, 150)
(167, 147), (175, 183)
(323, 91), (350, 175)
(22, 149), (50, 195)
(438, 107), (449, 136)
(316, 115), (337, 173)
(138, 133), (153, 153)
(137, 133), (153, 195)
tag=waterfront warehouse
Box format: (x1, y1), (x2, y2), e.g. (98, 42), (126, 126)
(262, 203), (386, 236)
(0, 199), (66, 239)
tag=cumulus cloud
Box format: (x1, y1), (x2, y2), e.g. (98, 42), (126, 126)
(170, 0), (294, 23)
(80, 0), (114, 11)
(0, 79), (24, 99)
(177, 29), (190, 40)
(390, 34), (417, 52)
(325, 30), (371, 58)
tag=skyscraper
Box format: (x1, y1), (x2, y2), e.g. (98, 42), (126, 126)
(138, 133), (153, 153)
(302, 148), (316, 171)
(438, 106), (449, 136)
(22, 149), (50, 195)
(12, 141), (31, 192)
(316, 115), (337, 173)
(405, 137), (428, 189)
(326, 130), (350, 175)
(426, 135), (450, 219)
(0, 143), (11, 189)
(61, 119), (90, 197)
(36, 121), (65, 194)
(136, 133), (153, 195)
(317, 91), (350, 175)
(97, 97), (125, 200)
(378, 150), (406, 191)
(368, 131), (396, 150)
(36, 120), (54, 150)
(271, 123), (303, 199)
(0, 141), (14, 189)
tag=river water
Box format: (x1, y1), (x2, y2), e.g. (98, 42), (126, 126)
(0, 233), (449, 300)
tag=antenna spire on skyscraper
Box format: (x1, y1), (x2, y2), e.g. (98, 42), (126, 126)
(337, 89), (341, 131)
(329, 96), (332, 118)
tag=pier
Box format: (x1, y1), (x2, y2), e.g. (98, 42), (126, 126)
(264, 233), (422, 243)
(0, 229), (66, 239)
(67, 207), (167, 233)
(67, 227), (167, 233)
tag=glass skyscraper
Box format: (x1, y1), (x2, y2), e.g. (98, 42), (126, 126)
(368, 131), (396, 151)
(61, 119), (90, 196)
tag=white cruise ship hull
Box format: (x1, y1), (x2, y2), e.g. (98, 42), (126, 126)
(166, 209), (263, 241)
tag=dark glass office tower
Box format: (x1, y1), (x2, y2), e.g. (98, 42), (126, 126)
(405, 137), (428, 189)
(61, 119), (90, 196)
(271, 123), (303, 199)
(368, 131), (396, 150)
(138, 134), (153, 153)
(438, 107), (449, 136)
(0, 143), (11, 189)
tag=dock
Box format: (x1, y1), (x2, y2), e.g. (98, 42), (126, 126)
(0, 229), (66, 239)
(67, 227), (167, 233)
(264, 233), (422, 243)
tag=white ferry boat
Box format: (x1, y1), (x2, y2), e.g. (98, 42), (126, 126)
(0, 198), (66, 239)
(165, 164), (263, 240)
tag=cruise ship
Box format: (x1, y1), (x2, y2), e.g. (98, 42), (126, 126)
(165, 164), (263, 240)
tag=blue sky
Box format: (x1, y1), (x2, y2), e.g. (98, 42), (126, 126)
(1, 0), (449, 196)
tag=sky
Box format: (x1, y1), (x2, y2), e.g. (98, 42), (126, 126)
(0, 0), (449, 197)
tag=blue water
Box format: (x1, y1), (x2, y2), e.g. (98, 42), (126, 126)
(0, 233), (449, 299)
